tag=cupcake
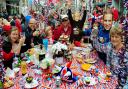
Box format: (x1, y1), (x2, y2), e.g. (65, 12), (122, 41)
(106, 72), (112, 77)
(85, 77), (90, 84)
(105, 72), (112, 81)
(64, 35), (68, 40)
(26, 76), (33, 83)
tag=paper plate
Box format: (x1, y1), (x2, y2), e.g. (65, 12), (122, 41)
(83, 77), (97, 86)
(25, 79), (39, 88)
(81, 63), (93, 71)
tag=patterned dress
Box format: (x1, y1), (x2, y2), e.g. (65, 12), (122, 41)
(93, 38), (128, 88)
(0, 34), (4, 83)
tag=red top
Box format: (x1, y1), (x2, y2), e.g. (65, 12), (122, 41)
(54, 24), (72, 40)
(2, 50), (14, 61)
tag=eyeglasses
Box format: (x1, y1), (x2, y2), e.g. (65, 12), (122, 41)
(29, 23), (35, 24)
(62, 19), (68, 22)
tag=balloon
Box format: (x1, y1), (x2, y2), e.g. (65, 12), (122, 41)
(25, 15), (32, 24)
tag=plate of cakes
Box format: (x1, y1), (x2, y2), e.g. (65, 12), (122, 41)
(83, 77), (98, 86)
(59, 35), (69, 41)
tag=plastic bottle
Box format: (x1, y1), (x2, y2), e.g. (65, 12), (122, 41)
(21, 61), (27, 75)
(55, 76), (61, 89)
(12, 53), (18, 68)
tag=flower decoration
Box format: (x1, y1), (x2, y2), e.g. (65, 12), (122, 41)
(51, 42), (68, 58)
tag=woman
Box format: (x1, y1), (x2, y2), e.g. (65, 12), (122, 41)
(93, 27), (128, 88)
(2, 26), (25, 69)
(109, 27), (128, 89)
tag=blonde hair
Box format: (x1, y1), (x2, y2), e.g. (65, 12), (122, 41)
(72, 11), (81, 20)
(103, 7), (113, 20)
(110, 26), (124, 37)
(45, 26), (52, 37)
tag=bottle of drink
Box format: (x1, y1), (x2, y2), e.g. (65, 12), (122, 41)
(12, 53), (19, 68)
(39, 45), (45, 61)
(55, 76), (61, 89)
(21, 61), (27, 75)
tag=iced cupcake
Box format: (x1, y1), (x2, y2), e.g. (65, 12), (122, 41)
(85, 77), (90, 84)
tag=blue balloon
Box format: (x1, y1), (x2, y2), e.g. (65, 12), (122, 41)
(25, 15), (32, 24)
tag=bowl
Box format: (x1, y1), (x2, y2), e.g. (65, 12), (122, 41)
(26, 76), (33, 83)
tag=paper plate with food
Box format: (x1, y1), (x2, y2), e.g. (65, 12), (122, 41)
(83, 77), (98, 86)
(25, 77), (39, 89)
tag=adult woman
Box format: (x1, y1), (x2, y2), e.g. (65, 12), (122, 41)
(93, 27), (128, 88)
(109, 27), (128, 88)
(2, 26), (25, 69)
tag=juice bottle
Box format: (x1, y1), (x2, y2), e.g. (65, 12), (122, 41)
(21, 61), (27, 75)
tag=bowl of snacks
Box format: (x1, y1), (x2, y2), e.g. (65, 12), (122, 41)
(26, 76), (33, 83)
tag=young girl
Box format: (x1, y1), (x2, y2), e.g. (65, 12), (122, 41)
(45, 26), (54, 45)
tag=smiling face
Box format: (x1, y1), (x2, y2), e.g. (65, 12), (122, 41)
(103, 14), (113, 30)
(9, 28), (19, 43)
(62, 17), (69, 27)
(110, 27), (123, 48)
(29, 18), (36, 30)
(111, 34), (122, 47)
(74, 12), (80, 21)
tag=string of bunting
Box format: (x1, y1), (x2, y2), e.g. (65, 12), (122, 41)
(6, 4), (20, 8)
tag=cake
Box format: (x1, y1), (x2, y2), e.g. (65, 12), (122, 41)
(64, 35), (68, 40)
(85, 77), (90, 84)
(26, 76), (33, 83)
(106, 72), (112, 77)
(105, 72), (112, 81)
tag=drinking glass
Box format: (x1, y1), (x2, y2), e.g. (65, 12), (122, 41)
(42, 39), (48, 52)
(20, 32), (26, 46)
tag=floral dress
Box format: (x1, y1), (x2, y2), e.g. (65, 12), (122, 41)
(108, 47), (128, 87)
(93, 38), (128, 88)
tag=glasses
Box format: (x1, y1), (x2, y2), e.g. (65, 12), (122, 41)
(62, 19), (68, 22)
(29, 23), (35, 24)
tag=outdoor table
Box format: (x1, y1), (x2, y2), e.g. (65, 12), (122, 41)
(8, 45), (118, 89)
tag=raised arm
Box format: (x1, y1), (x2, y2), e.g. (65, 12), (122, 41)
(67, 9), (74, 26)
